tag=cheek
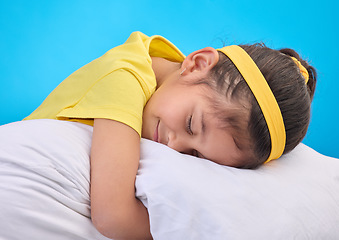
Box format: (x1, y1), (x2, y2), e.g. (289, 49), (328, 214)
(142, 92), (171, 126)
(150, 91), (181, 115)
(145, 85), (192, 127)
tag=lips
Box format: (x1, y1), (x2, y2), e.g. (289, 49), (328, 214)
(153, 120), (160, 143)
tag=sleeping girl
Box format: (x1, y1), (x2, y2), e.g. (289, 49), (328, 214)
(23, 31), (316, 239)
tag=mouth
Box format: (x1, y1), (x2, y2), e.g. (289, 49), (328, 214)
(153, 120), (160, 143)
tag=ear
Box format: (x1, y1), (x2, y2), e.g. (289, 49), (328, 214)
(180, 47), (219, 76)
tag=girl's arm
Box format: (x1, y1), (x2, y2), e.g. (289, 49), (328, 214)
(90, 118), (152, 240)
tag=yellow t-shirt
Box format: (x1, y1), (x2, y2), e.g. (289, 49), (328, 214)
(24, 32), (185, 136)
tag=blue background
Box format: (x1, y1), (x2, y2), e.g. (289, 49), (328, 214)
(1, 0), (338, 158)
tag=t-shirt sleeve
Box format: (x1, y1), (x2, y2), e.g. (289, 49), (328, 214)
(56, 69), (147, 136)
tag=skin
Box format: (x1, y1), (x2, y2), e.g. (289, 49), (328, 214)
(90, 47), (247, 240)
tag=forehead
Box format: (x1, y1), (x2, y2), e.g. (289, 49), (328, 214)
(187, 86), (252, 167)
(200, 112), (247, 167)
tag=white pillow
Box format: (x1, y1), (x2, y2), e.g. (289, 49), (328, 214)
(136, 139), (339, 240)
(1, 119), (338, 240)
(0, 120), (110, 240)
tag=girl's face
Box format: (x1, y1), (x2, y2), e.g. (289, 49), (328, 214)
(142, 75), (247, 167)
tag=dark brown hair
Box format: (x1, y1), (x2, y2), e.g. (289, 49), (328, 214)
(209, 43), (317, 168)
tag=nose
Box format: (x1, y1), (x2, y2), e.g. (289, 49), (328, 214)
(167, 131), (192, 154)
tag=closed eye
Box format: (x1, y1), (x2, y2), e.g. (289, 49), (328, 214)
(192, 149), (199, 157)
(186, 115), (193, 135)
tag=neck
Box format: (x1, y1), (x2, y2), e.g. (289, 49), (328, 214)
(151, 57), (181, 88)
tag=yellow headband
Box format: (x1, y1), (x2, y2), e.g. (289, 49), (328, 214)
(291, 57), (309, 83)
(218, 45), (286, 163)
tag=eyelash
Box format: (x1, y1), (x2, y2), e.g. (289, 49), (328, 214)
(186, 116), (201, 158)
(186, 115), (193, 135)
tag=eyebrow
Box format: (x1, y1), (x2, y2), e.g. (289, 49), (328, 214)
(201, 112), (206, 135)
